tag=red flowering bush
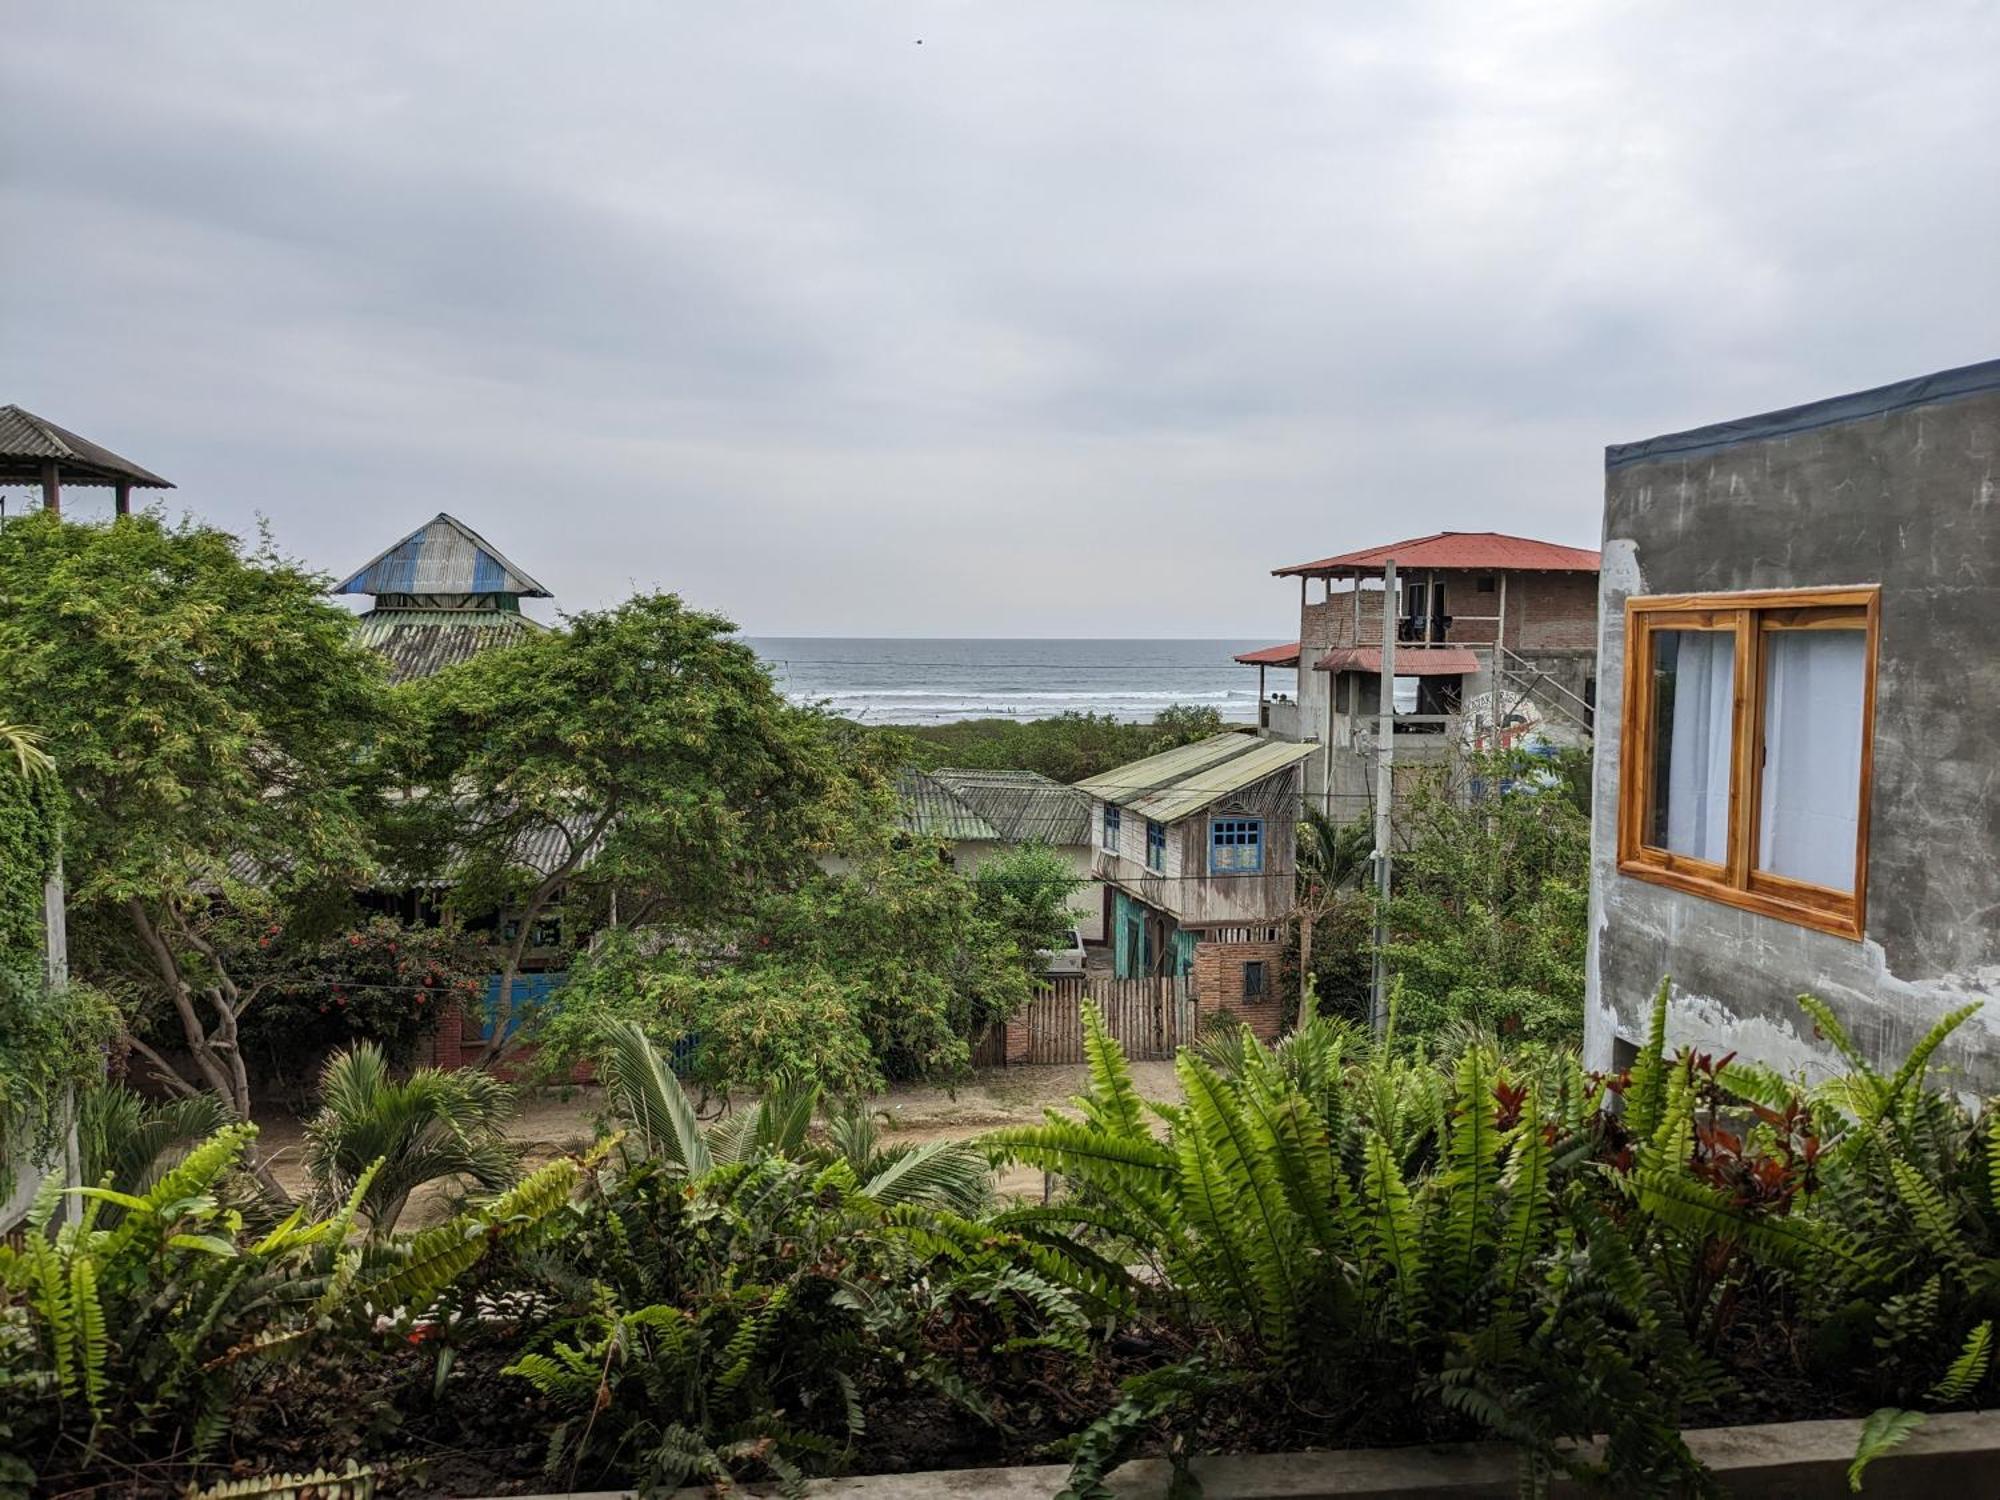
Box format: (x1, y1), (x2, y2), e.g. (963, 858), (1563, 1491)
(243, 915), (491, 1065)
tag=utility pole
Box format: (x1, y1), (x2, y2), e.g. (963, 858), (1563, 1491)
(1369, 558), (1397, 1036)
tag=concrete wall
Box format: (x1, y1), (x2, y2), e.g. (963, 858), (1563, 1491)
(1586, 366), (2000, 1088)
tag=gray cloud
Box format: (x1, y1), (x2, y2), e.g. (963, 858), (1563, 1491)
(3, 2), (1995, 636)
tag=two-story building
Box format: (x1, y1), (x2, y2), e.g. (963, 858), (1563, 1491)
(1256, 531), (1601, 811)
(1076, 732), (1313, 1034)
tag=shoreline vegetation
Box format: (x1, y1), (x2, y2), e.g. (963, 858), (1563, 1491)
(886, 704), (1230, 784)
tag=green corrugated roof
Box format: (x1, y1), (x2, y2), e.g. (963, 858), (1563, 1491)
(895, 768), (1001, 841)
(353, 607), (540, 683)
(927, 768), (1091, 845)
(1077, 732), (1314, 823)
(1074, 733), (1259, 804)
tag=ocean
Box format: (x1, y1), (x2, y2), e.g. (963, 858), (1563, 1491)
(745, 638), (1273, 726)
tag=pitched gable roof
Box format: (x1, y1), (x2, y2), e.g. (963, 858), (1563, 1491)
(336, 513), (550, 597)
(0, 405), (173, 488)
(1076, 732), (1315, 824)
(1274, 531), (1600, 578)
(927, 768), (1092, 846)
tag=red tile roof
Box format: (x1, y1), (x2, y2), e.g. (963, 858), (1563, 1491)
(1274, 531), (1600, 578)
(1315, 645), (1481, 676)
(1233, 641), (1301, 667)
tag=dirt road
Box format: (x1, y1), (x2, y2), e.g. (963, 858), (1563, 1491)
(255, 1060), (1185, 1213)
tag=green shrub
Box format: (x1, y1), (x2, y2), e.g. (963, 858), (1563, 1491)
(302, 1044), (519, 1230)
(992, 993), (2000, 1494)
(0, 1123), (576, 1495)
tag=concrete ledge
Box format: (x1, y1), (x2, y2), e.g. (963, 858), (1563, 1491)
(504, 1409), (2000, 1499)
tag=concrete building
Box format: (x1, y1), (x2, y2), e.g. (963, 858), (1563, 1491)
(1257, 532), (1601, 814)
(1075, 732), (1313, 1029)
(1585, 358), (2000, 1089)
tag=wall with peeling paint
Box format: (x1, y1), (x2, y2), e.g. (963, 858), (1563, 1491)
(1586, 360), (2000, 1091)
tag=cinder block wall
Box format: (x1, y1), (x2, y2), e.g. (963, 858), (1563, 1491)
(1587, 365), (2000, 1088)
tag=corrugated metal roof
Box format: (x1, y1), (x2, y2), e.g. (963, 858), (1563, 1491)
(1076, 731), (1311, 823)
(927, 768), (1092, 846)
(1234, 642), (1300, 667)
(1274, 531), (1600, 578)
(896, 769), (1001, 841)
(353, 608), (541, 683)
(1074, 733), (1257, 803)
(1316, 645), (1480, 676)
(0, 405), (173, 487)
(336, 513), (550, 598)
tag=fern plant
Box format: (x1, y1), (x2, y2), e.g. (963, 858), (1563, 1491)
(503, 1150), (1078, 1496)
(989, 1005), (1720, 1493)
(0, 1123), (577, 1495)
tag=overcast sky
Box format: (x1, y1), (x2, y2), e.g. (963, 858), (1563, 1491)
(3, 4), (1995, 637)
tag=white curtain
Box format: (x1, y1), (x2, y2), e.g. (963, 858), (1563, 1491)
(1661, 631), (1734, 863)
(1758, 629), (1866, 890)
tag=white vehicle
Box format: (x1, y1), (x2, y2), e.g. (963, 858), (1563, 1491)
(1038, 927), (1086, 978)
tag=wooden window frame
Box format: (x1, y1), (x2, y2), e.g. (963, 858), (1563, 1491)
(1209, 816), (1265, 875)
(1102, 804), (1120, 853)
(1145, 818), (1167, 873)
(1617, 585), (1880, 940)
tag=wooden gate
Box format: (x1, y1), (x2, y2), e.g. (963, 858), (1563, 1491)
(1020, 976), (1195, 1065)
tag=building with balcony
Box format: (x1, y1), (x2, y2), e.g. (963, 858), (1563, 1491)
(1262, 531), (1601, 812)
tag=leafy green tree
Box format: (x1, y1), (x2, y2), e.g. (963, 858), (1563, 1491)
(393, 592), (881, 1063)
(972, 841), (1082, 958)
(1378, 749), (1590, 1046)
(0, 513), (387, 1175)
(754, 841), (1039, 1082)
(541, 940), (882, 1099)
(541, 836), (1052, 1093)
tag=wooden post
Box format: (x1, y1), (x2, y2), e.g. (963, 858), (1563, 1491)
(114, 481), (131, 516)
(40, 461), (59, 515)
(1370, 558), (1397, 1036)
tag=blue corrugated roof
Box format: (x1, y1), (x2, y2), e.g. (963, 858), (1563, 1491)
(336, 513), (551, 597)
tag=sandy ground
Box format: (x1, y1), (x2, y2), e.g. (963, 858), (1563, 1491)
(254, 1059), (1184, 1217)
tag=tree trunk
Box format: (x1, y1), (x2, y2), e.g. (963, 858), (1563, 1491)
(124, 897), (294, 1205)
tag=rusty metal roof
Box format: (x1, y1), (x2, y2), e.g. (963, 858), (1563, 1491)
(1077, 732), (1312, 823)
(337, 513), (550, 598)
(927, 768), (1092, 846)
(1274, 531), (1600, 578)
(353, 607), (541, 683)
(1315, 645), (1481, 676)
(0, 405), (173, 488)
(1233, 642), (1300, 667)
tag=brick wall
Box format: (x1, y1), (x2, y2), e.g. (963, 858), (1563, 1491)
(1193, 938), (1287, 1042)
(417, 998), (594, 1083)
(1301, 590), (1388, 651)
(1004, 1008), (1032, 1064)
(1509, 571), (1598, 651)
